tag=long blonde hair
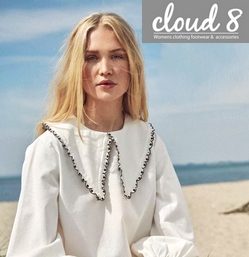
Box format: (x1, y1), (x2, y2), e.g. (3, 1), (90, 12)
(37, 12), (148, 136)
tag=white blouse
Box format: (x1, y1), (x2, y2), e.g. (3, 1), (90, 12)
(7, 115), (199, 257)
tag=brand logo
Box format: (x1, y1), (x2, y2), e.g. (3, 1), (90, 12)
(152, 3), (242, 33)
(142, 0), (248, 43)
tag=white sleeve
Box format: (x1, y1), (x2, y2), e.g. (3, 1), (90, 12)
(6, 134), (76, 257)
(131, 136), (199, 257)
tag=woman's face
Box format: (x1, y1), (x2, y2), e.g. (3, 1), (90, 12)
(83, 25), (130, 106)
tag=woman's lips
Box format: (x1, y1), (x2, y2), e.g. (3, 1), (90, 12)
(96, 79), (117, 89)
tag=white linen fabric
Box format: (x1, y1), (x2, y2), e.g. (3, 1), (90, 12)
(7, 115), (199, 257)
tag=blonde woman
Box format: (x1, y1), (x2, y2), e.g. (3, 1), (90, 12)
(7, 13), (198, 257)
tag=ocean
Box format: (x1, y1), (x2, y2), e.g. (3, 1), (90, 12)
(0, 162), (249, 201)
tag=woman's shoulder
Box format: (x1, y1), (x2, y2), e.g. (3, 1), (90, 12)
(125, 117), (165, 147)
(132, 119), (169, 157)
(26, 130), (60, 155)
(119, 115), (155, 136)
(27, 117), (81, 158)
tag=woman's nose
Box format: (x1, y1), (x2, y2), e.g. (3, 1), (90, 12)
(98, 58), (112, 76)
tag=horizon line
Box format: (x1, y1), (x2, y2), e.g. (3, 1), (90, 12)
(1, 160), (249, 178)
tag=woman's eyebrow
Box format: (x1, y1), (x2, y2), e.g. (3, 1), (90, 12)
(85, 50), (98, 53)
(85, 48), (126, 53)
(110, 48), (126, 53)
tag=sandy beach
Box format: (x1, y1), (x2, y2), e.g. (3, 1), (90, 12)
(1, 180), (249, 257)
(0, 202), (17, 257)
(183, 180), (249, 257)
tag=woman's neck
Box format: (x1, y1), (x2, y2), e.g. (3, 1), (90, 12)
(83, 100), (125, 132)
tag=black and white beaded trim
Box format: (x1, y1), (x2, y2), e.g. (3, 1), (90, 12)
(107, 123), (155, 199)
(43, 123), (106, 201)
(42, 122), (155, 201)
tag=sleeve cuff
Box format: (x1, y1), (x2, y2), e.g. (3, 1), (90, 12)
(131, 236), (199, 257)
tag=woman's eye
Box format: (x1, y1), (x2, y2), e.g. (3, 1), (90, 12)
(111, 54), (126, 60)
(85, 55), (98, 62)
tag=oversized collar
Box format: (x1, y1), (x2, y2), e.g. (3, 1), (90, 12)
(42, 116), (155, 201)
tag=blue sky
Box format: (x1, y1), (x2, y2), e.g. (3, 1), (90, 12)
(0, 0), (249, 177)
